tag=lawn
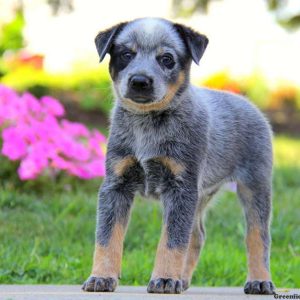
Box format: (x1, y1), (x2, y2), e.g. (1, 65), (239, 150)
(0, 135), (299, 288)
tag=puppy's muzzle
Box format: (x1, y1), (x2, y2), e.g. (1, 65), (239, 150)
(127, 74), (154, 103)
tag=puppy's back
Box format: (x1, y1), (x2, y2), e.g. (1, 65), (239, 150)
(193, 87), (273, 182)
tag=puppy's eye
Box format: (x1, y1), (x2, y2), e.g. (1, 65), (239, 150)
(159, 53), (175, 69)
(121, 51), (134, 62)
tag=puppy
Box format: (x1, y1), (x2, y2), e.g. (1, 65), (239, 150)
(82, 18), (275, 295)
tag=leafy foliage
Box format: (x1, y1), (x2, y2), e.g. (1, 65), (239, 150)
(201, 71), (300, 112)
(0, 10), (25, 56)
(172, 0), (300, 30)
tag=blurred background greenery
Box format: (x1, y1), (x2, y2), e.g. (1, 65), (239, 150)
(0, 0), (299, 288)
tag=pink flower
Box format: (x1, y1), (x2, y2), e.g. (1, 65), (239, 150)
(61, 119), (89, 137)
(91, 129), (106, 143)
(22, 92), (41, 115)
(0, 85), (19, 107)
(89, 130), (107, 157)
(18, 155), (45, 180)
(58, 136), (90, 161)
(18, 160), (37, 180)
(1, 127), (27, 160)
(41, 96), (65, 117)
(0, 85), (22, 124)
(51, 154), (73, 170)
(33, 114), (61, 140)
(30, 142), (51, 166)
(67, 164), (93, 179)
(0, 85), (107, 180)
(86, 159), (106, 177)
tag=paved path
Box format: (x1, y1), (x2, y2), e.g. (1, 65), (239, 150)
(0, 285), (299, 300)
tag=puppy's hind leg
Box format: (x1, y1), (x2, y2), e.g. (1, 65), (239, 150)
(237, 181), (275, 295)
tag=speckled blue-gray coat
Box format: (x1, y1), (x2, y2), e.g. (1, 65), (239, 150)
(82, 18), (275, 295)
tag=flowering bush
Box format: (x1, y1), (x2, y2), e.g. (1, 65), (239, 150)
(0, 85), (106, 180)
(201, 71), (241, 94)
(268, 85), (300, 110)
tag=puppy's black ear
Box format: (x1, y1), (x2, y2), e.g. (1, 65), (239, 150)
(174, 23), (209, 65)
(95, 22), (128, 62)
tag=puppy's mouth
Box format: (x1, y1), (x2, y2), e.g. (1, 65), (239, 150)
(124, 92), (155, 104)
(128, 96), (153, 104)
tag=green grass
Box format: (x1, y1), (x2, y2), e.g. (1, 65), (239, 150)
(0, 136), (299, 287)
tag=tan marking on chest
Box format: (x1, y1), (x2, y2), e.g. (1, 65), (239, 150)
(155, 157), (185, 176)
(114, 156), (137, 176)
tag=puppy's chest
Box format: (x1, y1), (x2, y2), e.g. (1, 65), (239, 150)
(126, 122), (183, 198)
(133, 126), (162, 160)
(132, 156), (182, 199)
(130, 115), (176, 161)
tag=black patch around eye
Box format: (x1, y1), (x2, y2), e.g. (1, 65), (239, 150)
(109, 45), (135, 80)
(120, 50), (135, 62)
(177, 54), (190, 70)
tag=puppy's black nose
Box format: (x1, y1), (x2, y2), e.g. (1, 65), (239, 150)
(129, 75), (153, 92)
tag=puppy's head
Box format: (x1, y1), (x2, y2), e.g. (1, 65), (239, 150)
(95, 18), (208, 112)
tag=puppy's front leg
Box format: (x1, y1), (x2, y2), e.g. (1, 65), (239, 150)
(82, 179), (134, 292)
(147, 181), (198, 294)
(83, 156), (141, 292)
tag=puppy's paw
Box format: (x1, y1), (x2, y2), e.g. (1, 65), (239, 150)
(182, 279), (190, 291)
(244, 280), (275, 295)
(147, 278), (183, 294)
(82, 276), (117, 292)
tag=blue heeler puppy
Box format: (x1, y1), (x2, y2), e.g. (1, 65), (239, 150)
(82, 17), (275, 295)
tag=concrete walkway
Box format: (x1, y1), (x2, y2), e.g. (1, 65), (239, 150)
(0, 285), (299, 300)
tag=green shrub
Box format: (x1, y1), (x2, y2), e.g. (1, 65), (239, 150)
(0, 10), (25, 56)
(0, 66), (113, 115)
